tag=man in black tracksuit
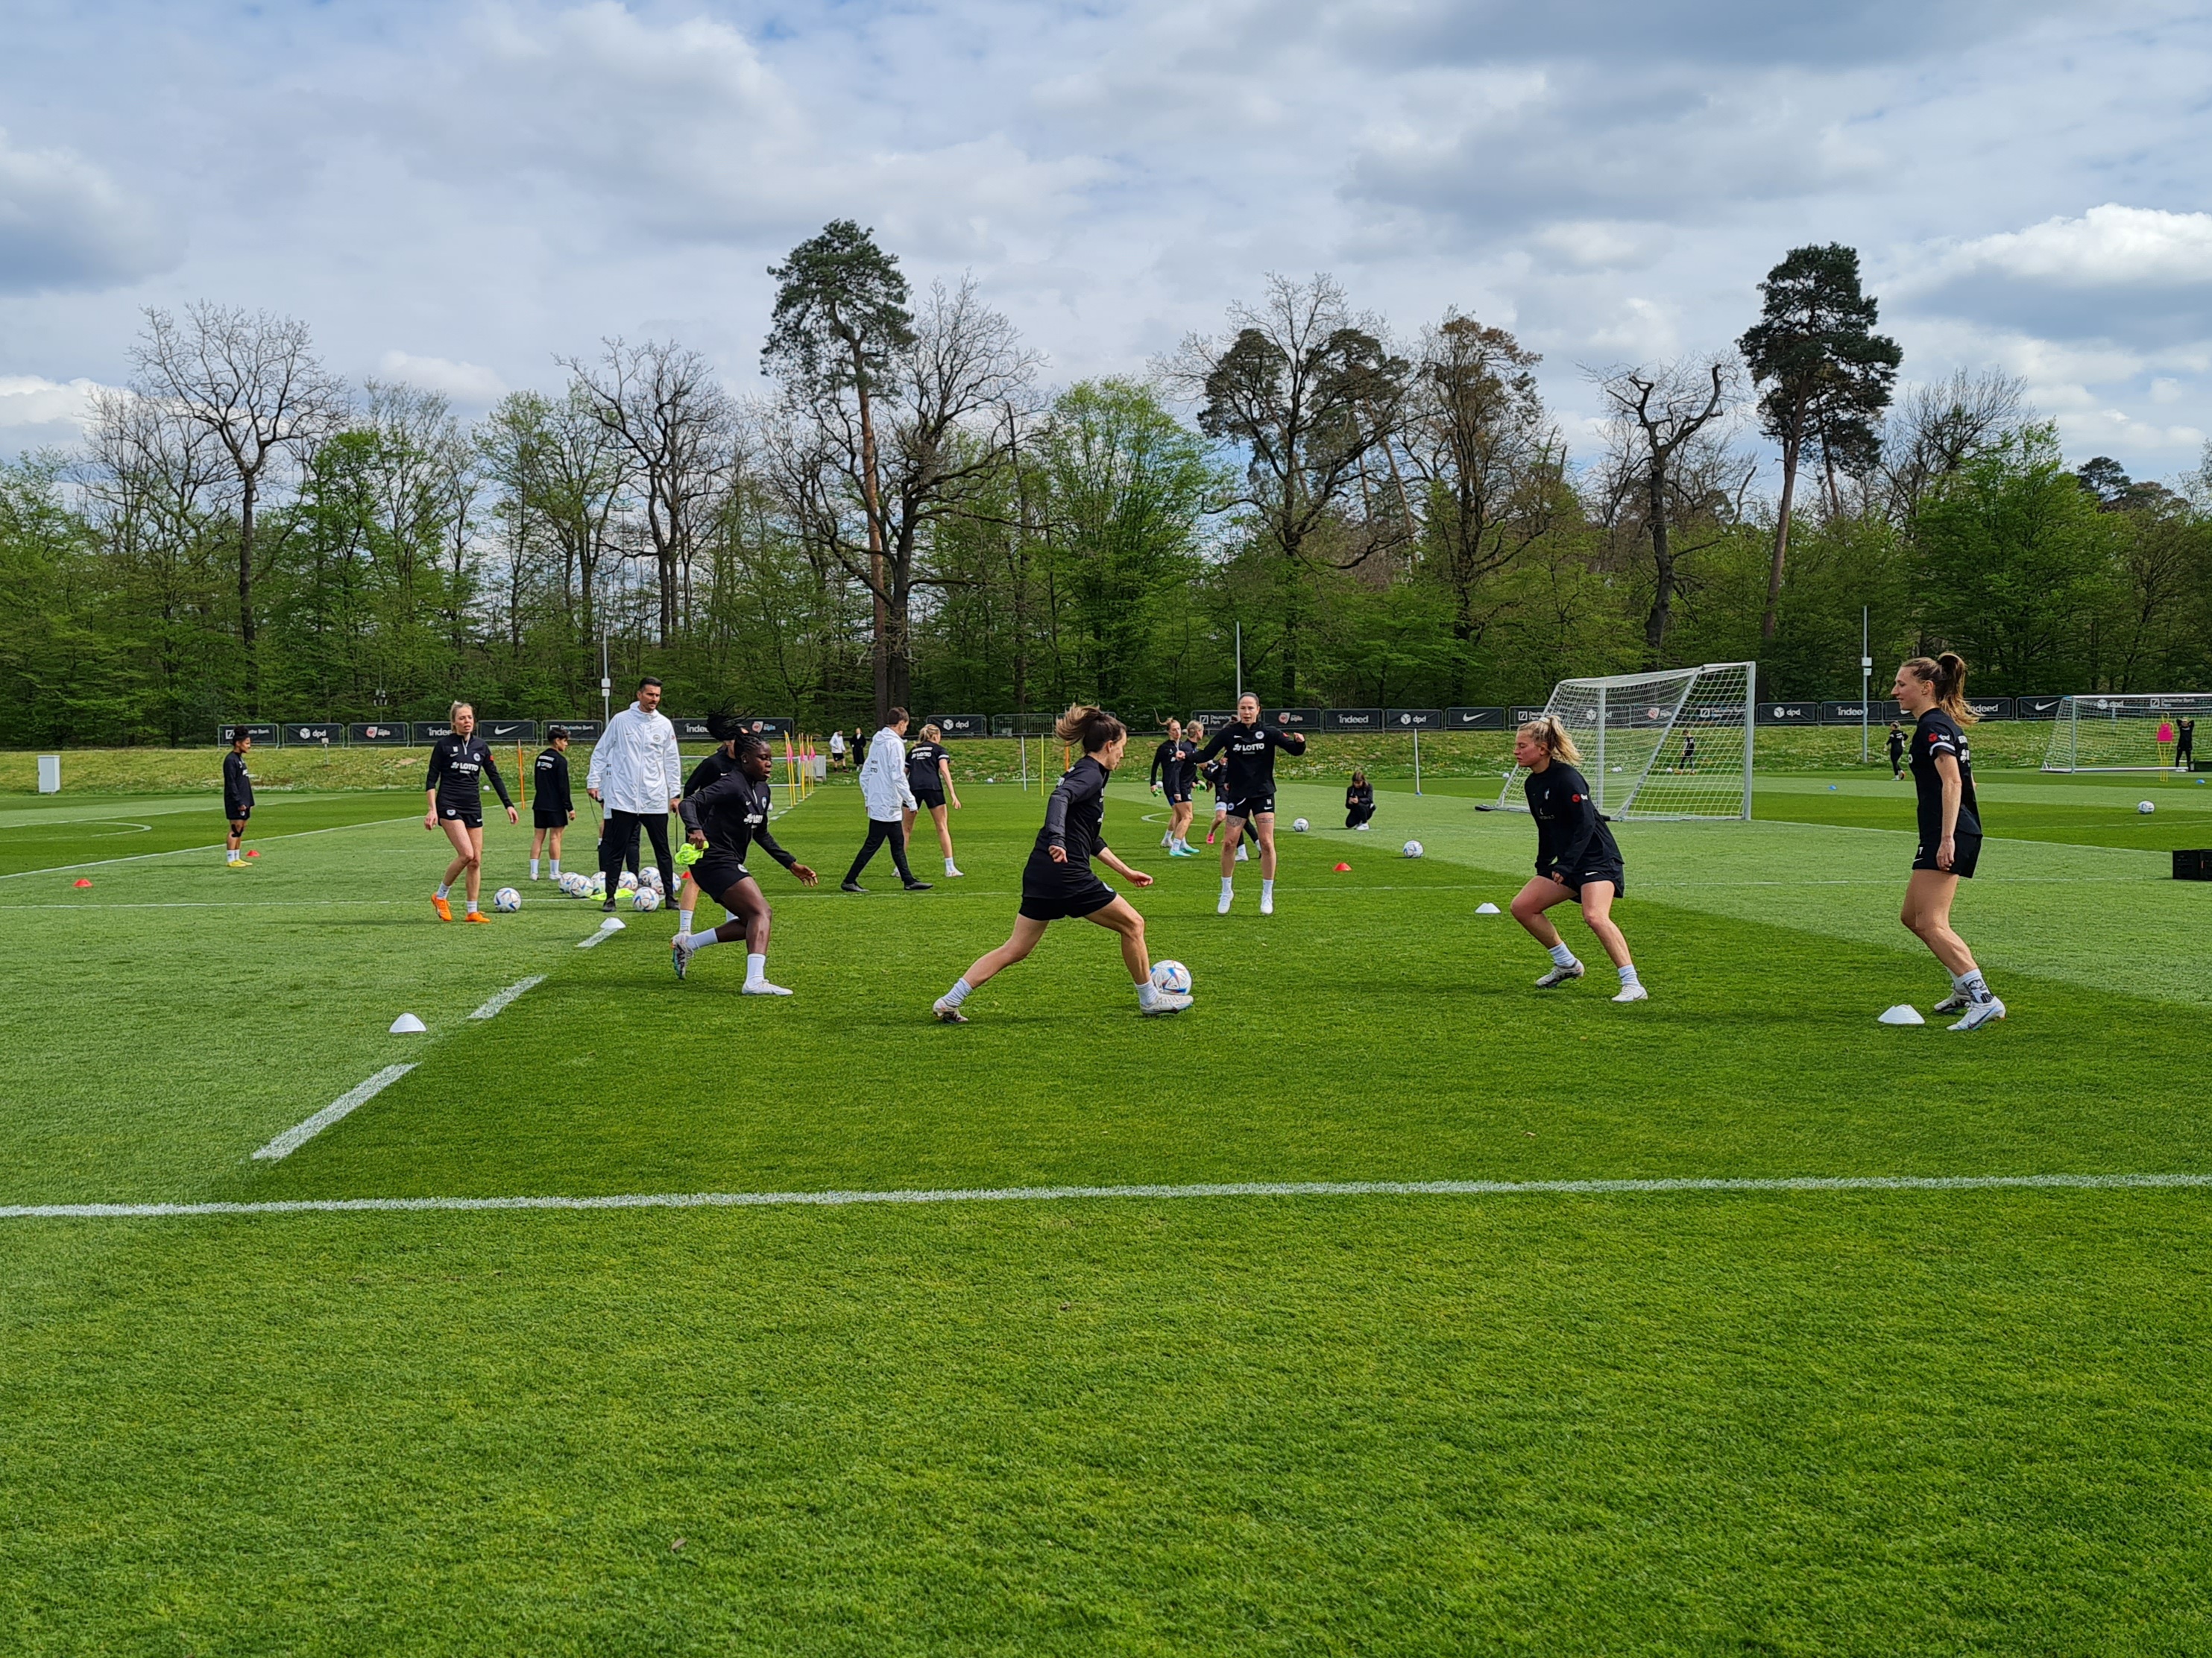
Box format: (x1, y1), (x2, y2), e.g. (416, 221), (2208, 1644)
(223, 731), (255, 868)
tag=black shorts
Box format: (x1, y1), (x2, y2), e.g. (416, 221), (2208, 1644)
(225, 804), (251, 825)
(532, 809), (568, 829)
(692, 852), (757, 896)
(1549, 863), (1626, 897)
(439, 804), (483, 830)
(1913, 833), (1982, 878)
(1223, 794), (1275, 820)
(912, 785), (946, 811)
(1166, 787), (1193, 804)
(1018, 857), (1118, 922)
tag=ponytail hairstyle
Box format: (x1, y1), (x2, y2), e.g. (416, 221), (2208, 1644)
(706, 713), (772, 763)
(1516, 714), (1582, 764)
(1054, 702), (1127, 753)
(921, 722), (942, 743)
(1902, 653), (1976, 725)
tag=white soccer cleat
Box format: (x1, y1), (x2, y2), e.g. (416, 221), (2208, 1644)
(1932, 989), (1970, 1013)
(1534, 961), (1585, 989)
(945, 863), (963, 878)
(742, 980), (794, 997)
(670, 942), (689, 980)
(1235, 844), (1250, 861)
(1217, 891), (1234, 915)
(1142, 991), (1193, 1017)
(932, 997), (969, 1024)
(1949, 996), (2005, 1032)
(1258, 892), (1273, 915)
(1612, 983), (1648, 1003)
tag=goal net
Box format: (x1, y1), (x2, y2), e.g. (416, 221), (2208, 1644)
(1496, 662), (1755, 820)
(2043, 694), (2209, 772)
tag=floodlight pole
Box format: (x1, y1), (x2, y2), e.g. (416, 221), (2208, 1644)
(1861, 606), (1872, 765)
(599, 630), (612, 728)
(1414, 728), (1422, 795)
(1234, 622), (1242, 701)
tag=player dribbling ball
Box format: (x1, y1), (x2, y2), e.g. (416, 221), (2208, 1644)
(1506, 716), (1645, 1003)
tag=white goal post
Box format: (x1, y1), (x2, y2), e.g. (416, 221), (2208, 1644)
(1497, 662), (1756, 820)
(2042, 694), (2208, 772)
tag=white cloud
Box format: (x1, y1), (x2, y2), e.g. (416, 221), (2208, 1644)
(0, 127), (172, 294)
(1934, 204), (2212, 288)
(376, 353), (510, 405)
(0, 374), (103, 430)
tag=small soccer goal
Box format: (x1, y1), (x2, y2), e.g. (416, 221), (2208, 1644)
(1497, 662), (1756, 820)
(2042, 694), (2209, 772)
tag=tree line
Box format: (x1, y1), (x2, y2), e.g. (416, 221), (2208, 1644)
(3, 226), (2208, 747)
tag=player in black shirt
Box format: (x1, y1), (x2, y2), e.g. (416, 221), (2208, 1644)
(1507, 716), (1645, 1001)
(1193, 693), (1307, 914)
(672, 735), (745, 942)
(529, 727), (575, 883)
(902, 722), (965, 878)
(1149, 719), (1203, 856)
(221, 730), (255, 869)
(1886, 721), (1906, 779)
(2177, 716), (2196, 769)
(1345, 771), (1375, 830)
(423, 702), (517, 922)
(1894, 653), (2004, 1030)
(671, 721), (819, 993)
(933, 705), (1188, 1021)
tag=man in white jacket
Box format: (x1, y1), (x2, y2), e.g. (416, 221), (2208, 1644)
(587, 675), (684, 914)
(840, 708), (932, 892)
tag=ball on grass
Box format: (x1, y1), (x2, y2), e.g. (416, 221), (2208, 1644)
(631, 886), (662, 912)
(493, 886), (521, 912)
(1150, 959), (1192, 996)
(2139, 801), (2156, 815)
(1402, 840), (1423, 859)
(1291, 817), (1309, 833)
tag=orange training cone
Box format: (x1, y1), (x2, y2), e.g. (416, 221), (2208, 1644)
(73, 878), (92, 888)
(1332, 863), (1351, 872)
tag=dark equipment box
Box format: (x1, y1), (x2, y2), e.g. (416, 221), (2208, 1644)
(2175, 850), (2212, 881)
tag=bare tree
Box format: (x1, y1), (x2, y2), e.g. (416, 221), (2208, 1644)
(127, 303), (349, 707)
(561, 339), (736, 644)
(1403, 312), (1568, 700)
(1589, 358), (1743, 658)
(1164, 274), (1410, 701)
(1879, 369), (2027, 523)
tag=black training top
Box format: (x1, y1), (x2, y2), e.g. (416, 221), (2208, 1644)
(1346, 780), (1373, 810)
(1200, 757), (1227, 796)
(1887, 728), (1906, 757)
(1035, 756), (1110, 868)
(223, 750), (254, 813)
(425, 735), (514, 812)
(678, 770), (795, 870)
(533, 748), (573, 816)
(1149, 739), (1176, 790)
(1909, 708), (1981, 842)
(1194, 720), (1306, 798)
(906, 740), (948, 793)
(1525, 761), (1622, 878)
(685, 748), (740, 800)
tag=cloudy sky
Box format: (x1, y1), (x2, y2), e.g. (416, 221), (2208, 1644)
(4, 0), (2210, 480)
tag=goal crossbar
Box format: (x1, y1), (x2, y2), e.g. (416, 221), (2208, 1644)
(1497, 662), (1755, 821)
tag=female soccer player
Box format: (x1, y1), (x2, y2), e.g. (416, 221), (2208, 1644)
(1149, 719), (1202, 854)
(425, 702), (518, 921)
(529, 726), (574, 881)
(1886, 720), (1906, 779)
(1894, 653), (2003, 1030)
(902, 722), (965, 878)
(933, 705), (1188, 1022)
(1194, 693), (1306, 914)
(222, 728), (255, 868)
(672, 724), (748, 941)
(1345, 770), (1375, 830)
(1507, 716), (1645, 1002)
(671, 722), (820, 994)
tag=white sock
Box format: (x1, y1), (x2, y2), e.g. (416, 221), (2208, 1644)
(1220, 877), (1233, 898)
(942, 977), (974, 1008)
(1618, 963), (1640, 986)
(549, 860), (561, 877)
(685, 928), (719, 952)
(1960, 968), (1991, 1002)
(227, 851), (239, 863)
(436, 883), (450, 899)
(746, 952), (767, 985)
(465, 898), (480, 914)
(1261, 878), (1274, 901)
(678, 909), (694, 937)
(1138, 980), (1159, 1008)
(1548, 942), (1576, 968)
(945, 857), (957, 874)
(530, 858), (539, 878)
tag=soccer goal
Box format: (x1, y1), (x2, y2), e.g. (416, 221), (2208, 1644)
(2042, 694), (2210, 772)
(1497, 662), (1756, 820)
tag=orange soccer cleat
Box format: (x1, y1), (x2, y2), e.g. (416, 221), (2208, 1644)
(432, 894), (453, 921)
(461, 910), (493, 924)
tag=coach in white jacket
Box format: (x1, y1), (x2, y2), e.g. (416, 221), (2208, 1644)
(840, 708), (930, 892)
(587, 675), (684, 912)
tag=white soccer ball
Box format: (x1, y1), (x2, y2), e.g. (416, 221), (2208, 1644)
(640, 866), (664, 890)
(1402, 839), (1424, 859)
(617, 870), (639, 892)
(1292, 817), (1309, 833)
(566, 872), (591, 897)
(1150, 959), (1192, 996)
(2138, 800), (2156, 814)
(631, 886), (661, 912)
(588, 873), (607, 896)
(492, 886), (521, 912)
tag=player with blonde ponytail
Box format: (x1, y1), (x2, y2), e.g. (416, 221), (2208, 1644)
(1894, 652), (2004, 1030)
(1507, 716), (1645, 1001)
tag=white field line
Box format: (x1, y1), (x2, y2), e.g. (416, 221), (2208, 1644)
(0, 813), (420, 881)
(5, 1170), (2208, 1223)
(250, 1064), (416, 1161)
(469, 975), (545, 1020)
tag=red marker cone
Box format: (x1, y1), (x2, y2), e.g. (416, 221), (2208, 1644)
(245, 849), (259, 858)
(73, 878), (92, 888)
(1332, 862), (1351, 872)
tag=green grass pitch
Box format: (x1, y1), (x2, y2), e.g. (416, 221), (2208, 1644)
(3, 766), (2210, 1654)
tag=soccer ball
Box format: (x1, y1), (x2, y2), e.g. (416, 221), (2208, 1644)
(640, 866), (664, 891)
(588, 873), (607, 896)
(556, 872), (584, 898)
(2138, 800), (2156, 814)
(617, 871), (639, 892)
(631, 886), (662, 912)
(493, 886), (521, 912)
(1402, 839), (1424, 858)
(1292, 817), (1309, 833)
(1150, 959), (1192, 996)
